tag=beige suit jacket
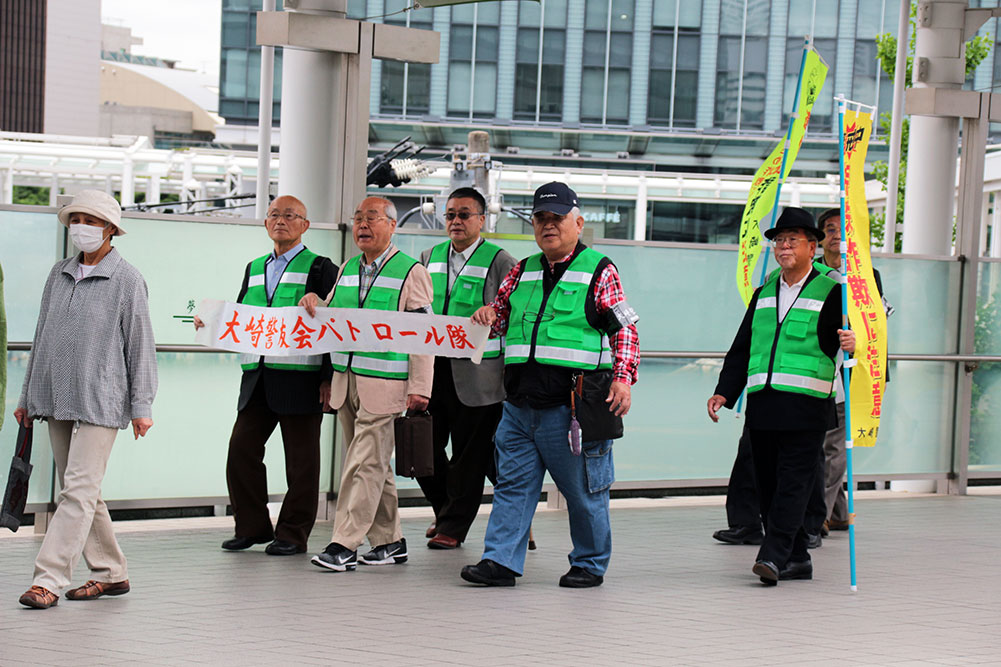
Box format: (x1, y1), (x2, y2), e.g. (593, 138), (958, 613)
(322, 244), (434, 415)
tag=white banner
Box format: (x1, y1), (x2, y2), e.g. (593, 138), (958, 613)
(194, 299), (491, 363)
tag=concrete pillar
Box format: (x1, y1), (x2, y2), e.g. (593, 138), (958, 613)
(901, 0), (967, 255)
(278, 48), (341, 222)
(277, 1), (348, 223)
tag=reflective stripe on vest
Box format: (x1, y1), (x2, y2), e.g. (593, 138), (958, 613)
(746, 270), (838, 399)
(329, 250), (418, 380)
(504, 248), (613, 371)
(426, 240), (504, 359)
(240, 248), (323, 372)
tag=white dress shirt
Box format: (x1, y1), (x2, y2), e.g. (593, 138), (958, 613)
(777, 270), (809, 322)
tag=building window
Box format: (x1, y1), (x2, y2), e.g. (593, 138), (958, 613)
(715, 0), (769, 131)
(580, 0), (634, 125)
(380, 0), (433, 115)
(219, 0), (282, 125)
(647, 0), (702, 128)
(854, 0), (901, 137)
(514, 0), (567, 122)
(649, 201), (743, 243)
(783, 0), (839, 133)
(447, 3), (500, 119)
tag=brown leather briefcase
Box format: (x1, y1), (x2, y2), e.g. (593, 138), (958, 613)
(394, 411), (434, 478)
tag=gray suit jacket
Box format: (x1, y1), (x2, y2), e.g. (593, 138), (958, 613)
(420, 239), (517, 407)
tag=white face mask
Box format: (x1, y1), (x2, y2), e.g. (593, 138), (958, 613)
(69, 224), (110, 253)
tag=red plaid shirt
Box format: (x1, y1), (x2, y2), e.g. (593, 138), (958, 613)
(487, 251), (639, 385)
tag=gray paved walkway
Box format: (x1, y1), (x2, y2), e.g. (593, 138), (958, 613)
(0, 493), (999, 666)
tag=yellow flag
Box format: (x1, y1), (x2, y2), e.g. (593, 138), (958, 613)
(737, 48), (828, 305)
(842, 108), (887, 447)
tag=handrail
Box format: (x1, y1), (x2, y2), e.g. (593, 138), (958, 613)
(8, 342), (1001, 363)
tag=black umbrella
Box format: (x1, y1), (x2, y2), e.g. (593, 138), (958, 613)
(1, 423), (33, 532)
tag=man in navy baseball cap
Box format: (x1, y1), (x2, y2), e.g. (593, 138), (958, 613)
(531, 181), (579, 216)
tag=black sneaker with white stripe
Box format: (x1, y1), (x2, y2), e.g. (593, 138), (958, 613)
(359, 537), (408, 565)
(311, 543), (357, 572)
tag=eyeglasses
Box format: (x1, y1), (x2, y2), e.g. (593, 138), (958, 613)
(352, 213), (387, 225)
(770, 236), (810, 248)
(267, 212), (305, 222)
(444, 211), (482, 221)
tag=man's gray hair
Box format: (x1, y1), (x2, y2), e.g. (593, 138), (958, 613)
(383, 199), (398, 221)
(570, 206), (581, 219)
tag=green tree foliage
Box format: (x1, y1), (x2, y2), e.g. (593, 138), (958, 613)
(12, 186), (50, 206)
(870, 2), (991, 248)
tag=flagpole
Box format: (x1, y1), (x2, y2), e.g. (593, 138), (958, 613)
(734, 38), (812, 418)
(836, 94), (858, 592)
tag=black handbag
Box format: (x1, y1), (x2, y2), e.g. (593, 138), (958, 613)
(572, 371), (624, 442)
(394, 411), (434, 478)
(1, 423), (34, 532)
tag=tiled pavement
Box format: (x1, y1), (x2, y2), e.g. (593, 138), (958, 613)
(0, 492), (999, 666)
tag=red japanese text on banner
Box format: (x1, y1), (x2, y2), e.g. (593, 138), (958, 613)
(843, 108), (887, 447)
(194, 299), (491, 364)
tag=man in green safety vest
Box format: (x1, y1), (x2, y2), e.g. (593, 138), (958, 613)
(460, 182), (640, 589)
(195, 195), (338, 557)
(708, 207), (855, 586)
(301, 196), (434, 573)
(417, 187), (516, 550)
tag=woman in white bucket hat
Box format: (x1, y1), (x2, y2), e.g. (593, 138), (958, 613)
(14, 190), (158, 609)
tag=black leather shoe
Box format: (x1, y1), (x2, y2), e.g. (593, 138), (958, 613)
(221, 535), (272, 551)
(779, 559), (813, 581)
(806, 533), (822, 549)
(559, 566), (603, 588)
(752, 560), (779, 586)
(713, 526), (764, 545)
(460, 559), (517, 587)
(265, 539), (305, 555)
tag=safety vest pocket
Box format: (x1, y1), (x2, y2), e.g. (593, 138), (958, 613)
(453, 276), (482, 305)
(553, 283), (584, 313)
(783, 308), (814, 339)
(365, 289), (393, 309)
(780, 352), (820, 373)
(547, 323), (583, 343)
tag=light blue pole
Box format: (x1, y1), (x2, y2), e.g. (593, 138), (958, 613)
(736, 39), (811, 417)
(836, 95), (858, 591)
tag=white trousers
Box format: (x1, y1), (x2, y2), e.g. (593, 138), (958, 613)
(32, 420), (128, 594)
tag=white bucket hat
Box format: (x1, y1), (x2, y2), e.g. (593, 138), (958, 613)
(57, 190), (125, 235)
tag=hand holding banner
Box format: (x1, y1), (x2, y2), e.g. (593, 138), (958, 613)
(195, 299), (492, 364)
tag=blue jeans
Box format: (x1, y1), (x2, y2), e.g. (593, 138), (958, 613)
(481, 402), (614, 577)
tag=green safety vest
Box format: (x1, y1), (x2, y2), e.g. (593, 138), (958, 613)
(329, 250), (418, 380)
(240, 248), (322, 372)
(425, 239), (503, 359)
(504, 248), (612, 370)
(766, 260), (838, 284)
(747, 270), (838, 399)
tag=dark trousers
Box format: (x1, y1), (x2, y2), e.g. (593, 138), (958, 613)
(726, 425), (827, 536)
(725, 426), (761, 530)
(416, 364), (502, 542)
(750, 428), (825, 568)
(226, 382), (323, 549)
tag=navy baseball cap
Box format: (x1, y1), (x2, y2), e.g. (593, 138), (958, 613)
(532, 181), (579, 215)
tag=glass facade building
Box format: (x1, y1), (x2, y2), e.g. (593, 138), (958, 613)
(220, 0), (911, 137)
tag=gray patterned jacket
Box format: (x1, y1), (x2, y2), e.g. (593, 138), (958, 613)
(18, 248), (158, 429)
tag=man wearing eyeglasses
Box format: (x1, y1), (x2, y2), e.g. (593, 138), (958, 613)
(460, 182), (640, 588)
(300, 196), (434, 573)
(416, 187), (516, 550)
(195, 195), (338, 556)
(708, 207), (856, 586)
